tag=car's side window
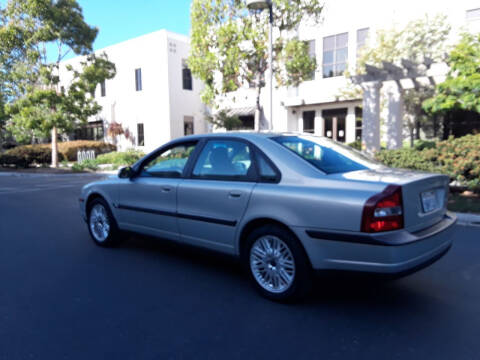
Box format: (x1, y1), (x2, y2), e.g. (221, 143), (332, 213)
(140, 143), (196, 178)
(192, 140), (254, 180)
(257, 152), (280, 183)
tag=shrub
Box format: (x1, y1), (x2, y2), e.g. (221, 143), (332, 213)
(0, 141), (116, 168)
(0, 146), (63, 168)
(57, 140), (116, 161)
(348, 140), (362, 151)
(376, 134), (480, 191)
(414, 139), (437, 151)
(95, 149), (145, 167)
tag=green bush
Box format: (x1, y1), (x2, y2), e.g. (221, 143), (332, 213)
(0, 146), (64, 168)
(95, 149), (145, 167)
(56, 140), (116, 161)
(376, 134), (480, 191)
(347, 140), (362, 151)
(0, 141), (116, 168)
(414, 139), (437, 151)
(71, 159), (98, 172)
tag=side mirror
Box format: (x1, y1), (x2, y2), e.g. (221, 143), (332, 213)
(118, 166), (135, 179)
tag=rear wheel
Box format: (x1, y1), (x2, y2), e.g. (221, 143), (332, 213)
(244, 225), (312, 302)
(87, 198), (122, 247)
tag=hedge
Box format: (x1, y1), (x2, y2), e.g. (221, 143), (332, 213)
(0, 141), (116, 168)
(95, 149), (145, 168)
(376, 134), (480, 191)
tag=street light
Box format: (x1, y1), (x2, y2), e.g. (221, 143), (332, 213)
(246, 0), (273, 131)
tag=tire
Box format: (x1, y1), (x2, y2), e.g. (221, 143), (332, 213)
(243, 224), (312, 302)
(87, 197), (122, 247)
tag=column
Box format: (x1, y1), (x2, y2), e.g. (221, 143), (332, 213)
(345, 105), (356, 144)
(385, 82), (403, 149)
(314, 110), (324, 136)
(361, 81), (382, 154)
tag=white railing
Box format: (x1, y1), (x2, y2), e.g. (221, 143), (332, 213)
(77, 150), (96, 163)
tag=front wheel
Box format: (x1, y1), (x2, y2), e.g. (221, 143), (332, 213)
(87, 198), (122, 247)
(244, 225), (312, 302)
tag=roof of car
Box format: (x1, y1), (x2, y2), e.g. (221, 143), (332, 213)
(178, 131), (305, 142)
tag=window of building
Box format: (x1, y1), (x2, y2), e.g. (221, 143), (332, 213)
(322, 108), (347, 142)
(182, 60), (193, 90)
(100, 80), (106, 97)
(355, 106), (363, 141)
(135, 68), (142, 91)
(323, 32), (348, 78)
(303, 111), (315, 133)
(467, 8), (480, 20)
(184, 116), (194, 135)
(356, 28), (369, 57)
(137, 123), (144, 146)
(74, 121), (104, 141)
(238, 115), (255, 130)
(307, 40), (316, 80)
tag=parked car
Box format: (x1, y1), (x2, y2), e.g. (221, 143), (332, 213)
(79, 133), (456, 301)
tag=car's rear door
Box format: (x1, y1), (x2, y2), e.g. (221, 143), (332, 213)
(177, 139), (257, 252)
(115, 141), (198, 240)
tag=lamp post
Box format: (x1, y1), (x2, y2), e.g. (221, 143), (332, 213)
(246, 0), (273, 131)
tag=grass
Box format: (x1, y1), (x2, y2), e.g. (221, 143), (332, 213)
(448, 192), (480, 214)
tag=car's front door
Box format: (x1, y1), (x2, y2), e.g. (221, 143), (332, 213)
(115, 142), (197, 240)
(177, 139), (257, 252)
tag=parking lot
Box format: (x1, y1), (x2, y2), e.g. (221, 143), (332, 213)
(1, 173), (479, 360)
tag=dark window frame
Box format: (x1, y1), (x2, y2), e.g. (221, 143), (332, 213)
(100, 80), (106, 97)
(322, 32), (348, 78)
(135, 68), (142, 91)
(182, 62), (193, 90)
(137, 123), (144, 146)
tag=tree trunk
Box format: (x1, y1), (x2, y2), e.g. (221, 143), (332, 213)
(51, 127), (58, 168)
(415, 119), (421, 140)
(442, 113), (450, 140)
(254, 73), (263, 132)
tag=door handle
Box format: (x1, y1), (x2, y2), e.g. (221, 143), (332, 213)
(161, 186), (172, 192)
(229, 191), (242, 198)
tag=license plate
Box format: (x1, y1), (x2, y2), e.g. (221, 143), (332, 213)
(421, 190), (439, 213)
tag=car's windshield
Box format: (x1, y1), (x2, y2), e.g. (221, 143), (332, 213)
(272, 135), (380, 174)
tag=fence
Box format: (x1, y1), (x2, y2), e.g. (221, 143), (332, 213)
(77, 150), (96, 163)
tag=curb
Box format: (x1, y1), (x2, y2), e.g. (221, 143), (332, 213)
(0, 172), (106, 178)
(455, 212), (480, 226)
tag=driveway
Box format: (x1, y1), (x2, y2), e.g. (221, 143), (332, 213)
(0, 173), (479, 359)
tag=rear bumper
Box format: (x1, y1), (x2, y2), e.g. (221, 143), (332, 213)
(295, 212), (457, 274)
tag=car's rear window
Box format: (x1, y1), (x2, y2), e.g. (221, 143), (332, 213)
(272, 135), (378, 174)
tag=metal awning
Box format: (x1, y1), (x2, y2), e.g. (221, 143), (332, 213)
(225, 106), (256, 117)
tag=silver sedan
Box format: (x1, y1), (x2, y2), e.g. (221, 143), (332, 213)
(79, 133), (456, 301)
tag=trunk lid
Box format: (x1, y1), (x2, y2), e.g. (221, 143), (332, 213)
(330, 168), (450, 232)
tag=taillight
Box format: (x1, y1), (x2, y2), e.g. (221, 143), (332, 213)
(361, 185), (404, 233)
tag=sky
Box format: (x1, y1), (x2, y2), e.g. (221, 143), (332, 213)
(75, 0), (192, 53)
(0, 0), (193, 60)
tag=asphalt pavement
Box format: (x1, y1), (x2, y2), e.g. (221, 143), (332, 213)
(0, 173), (479, 360)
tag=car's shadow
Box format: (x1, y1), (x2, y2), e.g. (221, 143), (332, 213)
(116, 232), (438, 310)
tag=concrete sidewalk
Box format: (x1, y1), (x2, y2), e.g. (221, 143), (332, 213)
(456, 212), (480, 226)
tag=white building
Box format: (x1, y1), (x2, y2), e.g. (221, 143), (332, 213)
(60, 30), (208, 152)
(221, 0), (480, 148)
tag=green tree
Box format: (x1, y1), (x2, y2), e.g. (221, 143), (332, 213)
(423, 33), (480, 118)
(205, 110), (243, 130)
(0, 0), (115, 166)
(342, 14), (451, 146)
(189, 0), (322, 130)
